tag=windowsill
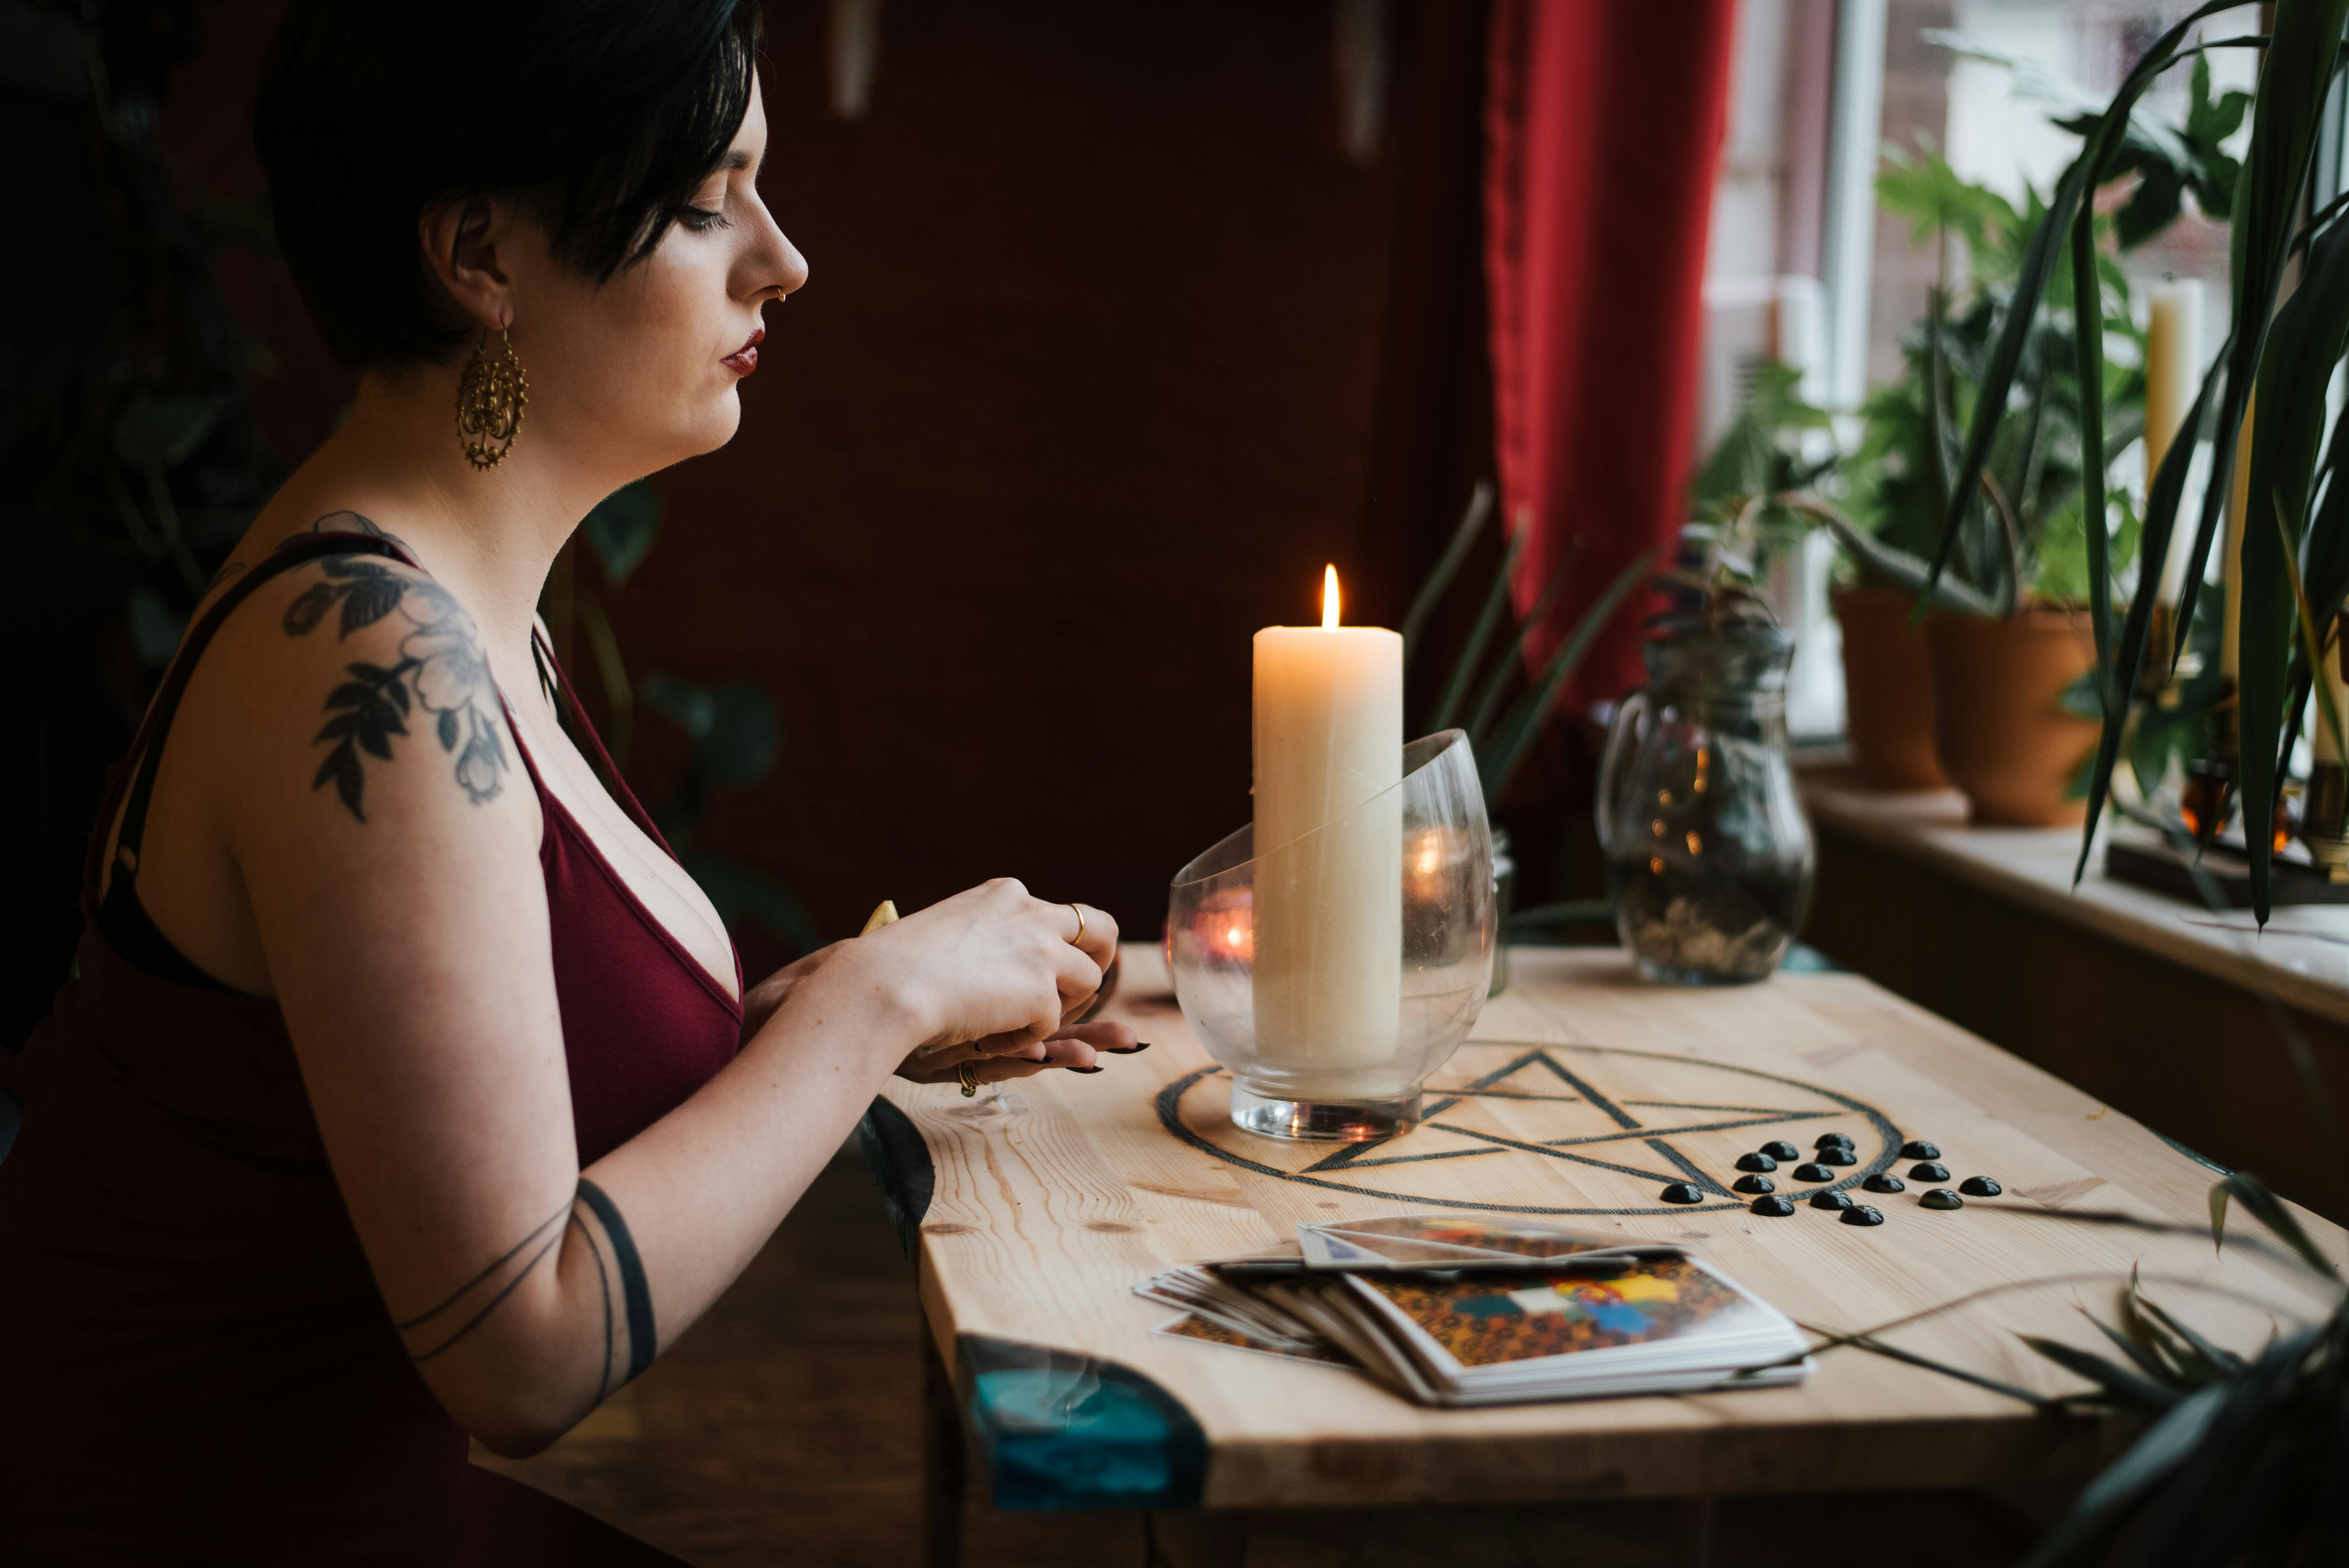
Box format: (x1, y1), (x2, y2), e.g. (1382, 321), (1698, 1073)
(1798, 764), (2349, 1028)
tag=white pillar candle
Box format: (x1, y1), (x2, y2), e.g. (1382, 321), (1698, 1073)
(2145, 280), (2202, 606)
(2222, 396), (2253, 680)
(1251, 567), (1403, 1083)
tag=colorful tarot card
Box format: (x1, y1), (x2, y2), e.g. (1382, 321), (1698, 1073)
(1152, 1312), (1353, 1367)
(1296, 1213), (1664, 1271)
(1344, 1257), (1767, 1371)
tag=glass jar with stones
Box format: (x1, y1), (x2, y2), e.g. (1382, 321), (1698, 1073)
(1596, 623), (1815, 984)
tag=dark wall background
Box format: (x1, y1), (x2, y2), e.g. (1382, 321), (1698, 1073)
(658, 0), (1415, 958)
(14, 0), (1543, 1026)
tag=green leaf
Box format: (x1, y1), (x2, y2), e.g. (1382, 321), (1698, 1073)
(1463, 545), (1577, 750)
(124, 586), (186, 668)
(2272, 502), (2349, 768)
(2220, 0), (2349, 922)
(2129, 1282), (2246, 1381)
(2209, 1172), (2342, 1280)
(2019, 1334), (2184, 1411)
(1876, 136), (2023, 270)
(112, 391), (225, 470)
(641, 672), (716, 739)
(2071, 207), (2111, 712)
(2080, 1309), (2187, 1390)
(700, 681), (779, 788)
(1401, 482), (1492, 667)
(1477, 549), (1651, 805)
(2016, 1383), (2227, 1568)
(2073, 339), (2230, 886)
(1428, 533), (1523, 733)
(582, 480), (662, 587)
(1923, 2), (2238, 609)
(0, 2), (94, 100)
(1802, 500), (2000, 616)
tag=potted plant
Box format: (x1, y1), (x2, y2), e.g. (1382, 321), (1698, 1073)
(1883, 5), (2349, 1545)
(1401, 486), (1649, 994)
(1798, 134), (2162, 826)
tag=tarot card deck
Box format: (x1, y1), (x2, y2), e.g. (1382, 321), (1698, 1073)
(1136, 1215), (1809, 1407)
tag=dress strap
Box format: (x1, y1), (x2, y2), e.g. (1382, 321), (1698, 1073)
(527, 629), (684, 861)
(93, 533), (416, 893)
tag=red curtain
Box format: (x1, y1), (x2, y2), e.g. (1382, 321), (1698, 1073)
(1484, 0), (1739, 712)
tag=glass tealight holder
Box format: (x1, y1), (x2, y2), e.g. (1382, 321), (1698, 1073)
(1167, 729), (1495, 1142)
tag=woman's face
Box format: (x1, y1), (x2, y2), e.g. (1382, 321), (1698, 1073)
(498, 78), (805, 476)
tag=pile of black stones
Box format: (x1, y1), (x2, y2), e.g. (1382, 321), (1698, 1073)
(1654, 1129), (2006, 1223)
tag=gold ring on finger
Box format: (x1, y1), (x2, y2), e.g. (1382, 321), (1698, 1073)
(1068, 902), (1085, 945)
(957, 1060), (982, 1098)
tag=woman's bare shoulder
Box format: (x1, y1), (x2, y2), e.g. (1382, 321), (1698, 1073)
(196, 512), (520, 831)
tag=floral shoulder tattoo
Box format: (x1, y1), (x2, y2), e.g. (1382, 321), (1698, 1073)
(281, 521), (507, 822)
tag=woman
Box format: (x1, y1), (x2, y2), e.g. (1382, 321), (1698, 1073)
(0, 2), (1137, 1561)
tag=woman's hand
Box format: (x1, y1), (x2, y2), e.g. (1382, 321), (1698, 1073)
(754, 879), (1129, 1071)
(891, 1018), (1141, 1087)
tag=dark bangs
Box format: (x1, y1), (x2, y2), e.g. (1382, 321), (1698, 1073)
(255, 0), (761, 369)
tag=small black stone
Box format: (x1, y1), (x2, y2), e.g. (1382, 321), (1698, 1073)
(1809, 1190), (1854, 1211)
(1814, 1132), (1856, 1151)
(1735, 1152), (1778, 1173)
(1760, 1140), (1800, 1161)
(1840, 1204), (1885, 1226)
(1791, 1162), (1835, 1182)
(1909, 1162), (1950, 1182)
(1732, 1174), (1776, 1195)
(1862, 1172), (1906, 1194)
(1750, 1195), (1796, 1217)
(1920, 1188), (1964, 1210)
(1958, 1176), (2003, 1197)
(1901, 1140), (1941, 1161)
(1660, 1182), (1706, 1205)
(1813, 1146), (1856, 1166)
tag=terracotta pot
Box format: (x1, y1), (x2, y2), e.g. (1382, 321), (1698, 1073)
(1834, 583), (1948, 790)
(1925, 606), (2099, 826)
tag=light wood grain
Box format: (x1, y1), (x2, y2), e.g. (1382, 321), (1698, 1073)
(887, 944), (2342, 1508)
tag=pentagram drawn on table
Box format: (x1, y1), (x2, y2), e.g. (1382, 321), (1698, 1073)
(1155, 1041), (1903, 1216)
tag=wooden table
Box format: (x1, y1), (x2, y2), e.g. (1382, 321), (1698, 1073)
(1798, 767), (2349, 1209)
(862, 943), (2340, 1562)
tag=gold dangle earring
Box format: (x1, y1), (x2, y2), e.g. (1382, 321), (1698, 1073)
(456, 325), (529, 469)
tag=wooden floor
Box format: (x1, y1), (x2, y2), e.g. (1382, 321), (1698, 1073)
(477, 1147), (2041, 1566)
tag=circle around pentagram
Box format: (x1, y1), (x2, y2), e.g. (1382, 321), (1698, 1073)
(1155, 1041), (1903, 1217)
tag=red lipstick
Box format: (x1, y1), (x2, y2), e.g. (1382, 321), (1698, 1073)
(723, 324), (764, 375)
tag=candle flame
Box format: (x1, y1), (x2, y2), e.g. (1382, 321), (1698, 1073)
(1322, 565), (1340, 630)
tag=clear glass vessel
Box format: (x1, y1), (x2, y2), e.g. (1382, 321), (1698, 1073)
(1597, 626), (1813, 985)
(1167, 730), (1495, 1142)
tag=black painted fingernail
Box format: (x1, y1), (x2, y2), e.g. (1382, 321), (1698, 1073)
(1106, 1042), (1151, 1054)
(1068, 1065), (1104, 1074)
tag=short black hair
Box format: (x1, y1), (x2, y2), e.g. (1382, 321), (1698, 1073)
(256, 0), (761, 368)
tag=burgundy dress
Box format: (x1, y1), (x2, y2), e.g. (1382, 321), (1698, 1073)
(0, 533), (744, 1564)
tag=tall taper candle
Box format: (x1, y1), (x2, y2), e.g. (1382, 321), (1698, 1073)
(2318, 612), (2349, 764)
(1252, 567), (1402, 1082)
(2145, 281), (2202, 605)
(2222, 396), (2254, 679)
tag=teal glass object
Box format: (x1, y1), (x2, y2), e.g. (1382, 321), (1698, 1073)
(959, 1338), (1205, 1510)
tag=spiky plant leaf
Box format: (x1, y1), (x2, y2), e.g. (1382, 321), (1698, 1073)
(1401, 482), (1492, 667)
(2020, 1335), (2186, 1411)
